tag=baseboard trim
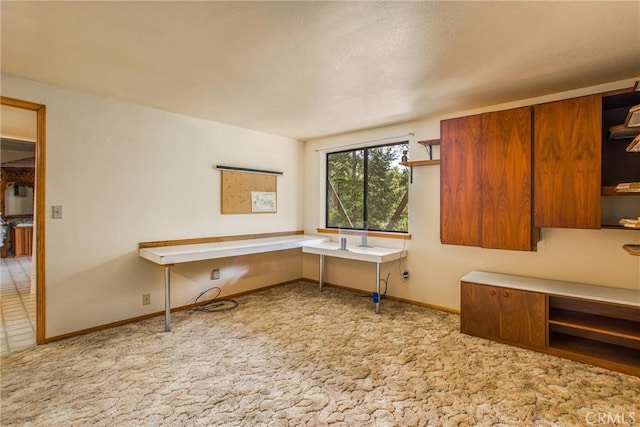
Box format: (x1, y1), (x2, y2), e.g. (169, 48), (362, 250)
(43, 278), (303, 344)
(43, 278), (457, 344)
(301, 277), (460, 314)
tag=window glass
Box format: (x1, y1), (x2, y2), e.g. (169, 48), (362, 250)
(326, 142), (408, 232)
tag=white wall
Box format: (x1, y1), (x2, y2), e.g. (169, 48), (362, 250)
(303, 79), (640, 311)
(4, 185), (34, 216)
(1, 74), (305, 338)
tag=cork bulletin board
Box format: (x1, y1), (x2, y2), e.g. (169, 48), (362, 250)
(220, 170), (277, 214)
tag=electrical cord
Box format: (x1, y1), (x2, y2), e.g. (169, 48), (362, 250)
(381, 271), (390, 298)
(192, 287), (238, 313)
(360, 270), (391, 299)
(399, 162), (410, 283)
(398, 234), (408, 282)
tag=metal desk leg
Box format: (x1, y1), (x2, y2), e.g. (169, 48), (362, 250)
(164, 265), (172, 331)
(319, 254), (325, 292)
(375, 262), (381, 314)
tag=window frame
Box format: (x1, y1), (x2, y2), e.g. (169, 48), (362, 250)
(324, 140), (409, 234)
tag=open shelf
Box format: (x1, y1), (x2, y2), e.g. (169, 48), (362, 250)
(548, 332), (640, 373)
(400, 160), (440, 167)
(601, 186), (640, 196)
(549, 308), (640, 342)
(623, 244), (640, 256)
(547, 296), (640, 374)
(601, 89), (640, 231)
(401, 156), (440, 183)
(601, 224), (640, 231)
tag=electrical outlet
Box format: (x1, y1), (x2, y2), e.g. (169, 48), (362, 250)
(211, 268), (220, 280)
(142, 293), (151, 305)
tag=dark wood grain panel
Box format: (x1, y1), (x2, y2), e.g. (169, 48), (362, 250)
(534, 95), (602, 228)
(499, 288), (546, 349)
(460, 282), (500, 339)
(440, 115), (483, 246)
(481, 107), (534, 250)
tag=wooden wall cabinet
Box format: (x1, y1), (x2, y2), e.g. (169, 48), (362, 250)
(441, 107), (535, 250)
(461, 281), (546, 349)
(481, 107), (535, 250)
(440, 115), (483, 247)
(533, 95), (602, 229)
(441, 89), (637, 244)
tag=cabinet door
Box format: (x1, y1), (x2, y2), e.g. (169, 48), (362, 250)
(534, 95), (602, 228)
(460, 282), (500, 340)
(440, 115), (483, 246)
(482, 107), (534, 250)
(499, 288), (546, 349)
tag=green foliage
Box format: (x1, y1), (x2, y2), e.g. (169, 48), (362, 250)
(327, 143), (409, 232)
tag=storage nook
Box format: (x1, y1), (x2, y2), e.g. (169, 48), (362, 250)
(461, 271), (640, 377)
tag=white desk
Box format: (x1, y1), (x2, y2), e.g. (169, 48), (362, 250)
(140, 234), (330, 331)
(302, 241), (408, 313)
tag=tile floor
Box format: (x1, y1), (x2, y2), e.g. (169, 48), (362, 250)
(1, 257), (36, 356)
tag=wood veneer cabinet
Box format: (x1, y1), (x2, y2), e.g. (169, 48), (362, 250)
(461, 271), (640, 377)
(440, 114), (482, 247)
(533, 95), (602, 229)
(11, 225), (33, 257)
(441, 107), (535, 250)
(461, 281), (546, 349)
(481, 107), (535, 250)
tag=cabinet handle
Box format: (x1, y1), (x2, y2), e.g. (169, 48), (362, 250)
(490, 290), (496, 296)
(503, 292), (509, 298)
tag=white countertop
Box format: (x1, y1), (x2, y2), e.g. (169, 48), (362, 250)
(140, 234), (330, 265)
(302, 241), (407, 264)
(462, 271), (640, 307)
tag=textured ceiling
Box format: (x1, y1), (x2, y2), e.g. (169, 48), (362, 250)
(1, 1), (639, 140)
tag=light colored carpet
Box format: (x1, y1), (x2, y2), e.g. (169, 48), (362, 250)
(1, 282), (638, 426)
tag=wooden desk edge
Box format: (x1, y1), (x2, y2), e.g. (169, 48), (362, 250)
(139, 230), (304, 249)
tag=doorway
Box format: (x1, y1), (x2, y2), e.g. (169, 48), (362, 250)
(1, 96), (46, 347)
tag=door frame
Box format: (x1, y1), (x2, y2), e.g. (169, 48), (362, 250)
(1, 96), (46, 344)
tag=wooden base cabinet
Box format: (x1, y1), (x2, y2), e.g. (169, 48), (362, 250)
(11, 225), (33, 257)
(461, 271), (640, 377)
(461, 282), (546, 350)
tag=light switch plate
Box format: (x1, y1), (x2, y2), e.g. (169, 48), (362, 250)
(52, 205), (63, 219)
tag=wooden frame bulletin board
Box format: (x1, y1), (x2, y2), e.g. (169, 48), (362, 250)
(220, 169), (278, 214)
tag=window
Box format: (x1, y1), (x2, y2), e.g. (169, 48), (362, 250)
(326, 141), (409, 233)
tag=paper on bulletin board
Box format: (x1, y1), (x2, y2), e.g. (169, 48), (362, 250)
(251, 191), (276, 212)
